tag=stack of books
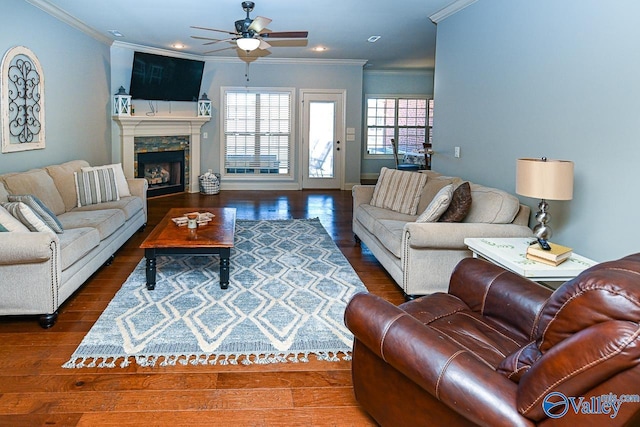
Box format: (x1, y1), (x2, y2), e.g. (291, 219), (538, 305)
(526, 241), (573, 266)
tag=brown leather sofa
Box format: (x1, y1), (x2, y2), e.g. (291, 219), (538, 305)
(345, 253), (640, 426)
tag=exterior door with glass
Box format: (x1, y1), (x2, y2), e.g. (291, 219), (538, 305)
(301, 91), (345, 189)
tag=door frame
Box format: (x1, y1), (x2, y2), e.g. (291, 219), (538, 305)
(299, 89), (346, 190)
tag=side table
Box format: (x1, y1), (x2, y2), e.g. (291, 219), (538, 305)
(464, 237), (598, 287)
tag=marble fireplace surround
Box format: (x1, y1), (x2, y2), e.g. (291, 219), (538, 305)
(113, 115), (210, 193)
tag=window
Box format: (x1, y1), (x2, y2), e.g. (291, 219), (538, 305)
(365, 96), (433, 156)
(223, 88), (292, 176)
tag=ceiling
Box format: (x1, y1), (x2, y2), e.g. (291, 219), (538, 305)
(27, 0), (473, 70)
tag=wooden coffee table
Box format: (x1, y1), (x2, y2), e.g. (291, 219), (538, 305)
(140, 207), (237, 290)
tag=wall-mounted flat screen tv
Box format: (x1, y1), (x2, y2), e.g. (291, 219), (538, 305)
(129, 52), (205, 101)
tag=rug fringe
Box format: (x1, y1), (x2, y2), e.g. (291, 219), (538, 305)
(62, 351), (352, 369)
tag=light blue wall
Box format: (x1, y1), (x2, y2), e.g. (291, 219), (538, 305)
(110, 44), (364, 187)
(433, 0), (640, 261)
(0, 0), (111, 174)
(361, 70), (434, 177)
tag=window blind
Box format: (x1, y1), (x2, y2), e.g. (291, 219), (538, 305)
(224, 90), (291, 175)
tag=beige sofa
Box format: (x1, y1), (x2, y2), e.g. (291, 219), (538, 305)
(0, 160), (147, 328)
(353, 170), (533, 298)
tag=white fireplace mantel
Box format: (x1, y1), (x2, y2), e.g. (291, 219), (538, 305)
(113, 115), (210, 193)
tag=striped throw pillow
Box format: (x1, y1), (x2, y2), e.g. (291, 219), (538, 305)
(8, 194), (64, 233)
(74, 168), (120, 207)
(370, 167), (428, 215)
(2, 202), (54, 234)
(0, 205), (30, 232)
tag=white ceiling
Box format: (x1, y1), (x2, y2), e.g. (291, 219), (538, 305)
(27, 0), (472, 70)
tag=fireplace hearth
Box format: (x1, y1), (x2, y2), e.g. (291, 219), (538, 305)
(137, 150), (185, 197)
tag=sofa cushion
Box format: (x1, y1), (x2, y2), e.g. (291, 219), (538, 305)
(372, 220), (406, 258)
(416, 184), (453, 223)
(2, 202), (55, 234)
(439, 182), (472, 223)
(7, 194), (64, 233)
(74, 169), (120, 207)
(356, 204), (417, 233)
(46, 160), (90, 212)
(81, 163), (131, 197)
(463, 184), (521, 224)
(371, 167), (427, 215)
(401, 293), (525, 369)
(58, 227), (101, 270)
(58, 209), (125, 240)
(71, 196), (143, 221)
(0, 204), (30, 232)
(0, 181), (9, 203)
(1, 169), (66, 215)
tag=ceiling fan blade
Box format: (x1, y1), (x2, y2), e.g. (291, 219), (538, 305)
(191, 35), (224, 41)
(260, 31), (308, 39)
(203, 38), (235, 46)
(248, 16), (272, 33)
(258, 39), (271, 50)
(191, 25), (238, 36)
(203, 46), (237, 54)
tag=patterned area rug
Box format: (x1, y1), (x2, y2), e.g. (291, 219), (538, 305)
(64, 218), (366, 368)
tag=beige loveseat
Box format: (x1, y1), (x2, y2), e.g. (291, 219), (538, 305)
(353, 169), (533, 298)
(0, 160), (147, 328)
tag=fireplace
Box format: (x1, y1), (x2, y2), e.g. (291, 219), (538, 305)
(137, 150), (185, 197)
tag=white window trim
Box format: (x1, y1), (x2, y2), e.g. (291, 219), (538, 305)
(219, 86), (297, 182)
(363, 93), (432, 160)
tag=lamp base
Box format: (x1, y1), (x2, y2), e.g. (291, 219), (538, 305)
(533, 199), (552, 240)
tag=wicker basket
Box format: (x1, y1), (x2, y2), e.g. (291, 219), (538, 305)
(199, 173), (220, 195)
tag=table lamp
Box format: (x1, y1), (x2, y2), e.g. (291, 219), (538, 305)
(516, 157), (574, 240)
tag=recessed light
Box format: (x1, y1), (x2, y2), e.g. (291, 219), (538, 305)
(172, 43), (185, 49)
(312, 46), (327, 52)
(108, 30), (124, 37)
(367, 35), (381, 43)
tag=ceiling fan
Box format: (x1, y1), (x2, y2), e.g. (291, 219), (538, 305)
(191, 1), (309, 54)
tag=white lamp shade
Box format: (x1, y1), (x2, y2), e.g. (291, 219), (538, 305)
(516, 158), (574, 200)
(237, 37), (260, 51)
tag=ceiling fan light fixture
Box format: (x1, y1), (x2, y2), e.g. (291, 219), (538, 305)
(237, 37), (260, 51)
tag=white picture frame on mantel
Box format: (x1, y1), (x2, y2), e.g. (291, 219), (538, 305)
(1, 46), (46, 153)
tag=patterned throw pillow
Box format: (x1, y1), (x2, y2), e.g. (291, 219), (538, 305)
(2, 202), (55, 234)
(439, 182), (472, 223)
(370, 167), (428, 215)
(0, 205), (30, 232)
(81, 163), (131, 197)
(8, 194), (64, 233)
(416, 184), (454, 222)
(74, 168), (120, 207)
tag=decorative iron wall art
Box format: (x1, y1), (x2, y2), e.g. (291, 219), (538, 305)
(1, 46), (45, 153)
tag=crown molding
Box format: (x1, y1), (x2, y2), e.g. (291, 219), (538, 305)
(25, 0), (112, 45)
(112, 41), (368, 67)
(111, 41), (206, 61)
(429, 0), (478, 24)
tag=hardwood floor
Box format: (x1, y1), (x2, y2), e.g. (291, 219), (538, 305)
(0, 190), (405, 426)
